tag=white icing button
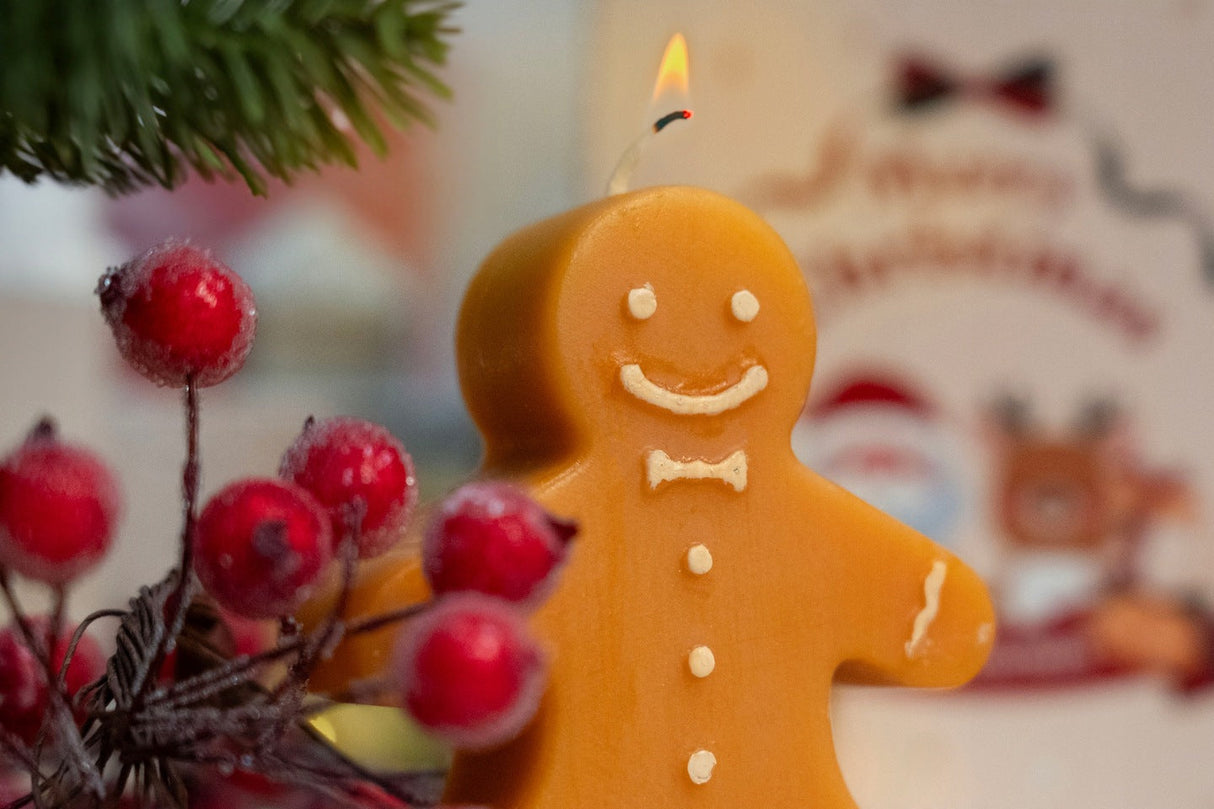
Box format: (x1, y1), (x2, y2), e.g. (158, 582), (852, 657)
(730, 289), (759, 322)
(688, 645), (716, 678)
(687, 544), (713, 575)
(687, 749), (717, 784)
(628, 284), (657, 320)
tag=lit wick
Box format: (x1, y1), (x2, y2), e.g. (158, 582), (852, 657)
(605, 109), (693, 196)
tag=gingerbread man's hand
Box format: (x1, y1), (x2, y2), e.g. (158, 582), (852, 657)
(808, 474), (995, 688)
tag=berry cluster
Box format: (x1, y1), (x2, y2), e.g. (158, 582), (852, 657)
(399, 482), (575, 749)
(0, 240), (575, 809)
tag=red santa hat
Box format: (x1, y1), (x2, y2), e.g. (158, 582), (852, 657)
(811, 374), (934, 420)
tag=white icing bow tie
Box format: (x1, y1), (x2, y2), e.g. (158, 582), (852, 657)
(645, 449), (748, 492)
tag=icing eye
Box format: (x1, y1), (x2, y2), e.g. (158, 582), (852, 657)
(730, 289), (759, 322)
(628, 284), (657, 320)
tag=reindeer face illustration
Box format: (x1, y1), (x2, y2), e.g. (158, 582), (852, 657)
(998, 441), (1111, 550)
(992, 398), (1118, 552)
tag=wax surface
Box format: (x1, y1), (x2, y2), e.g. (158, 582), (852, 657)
(321, 186), (995, 809)
(450, 186), (993, 808)
(300, 551), (431, 695)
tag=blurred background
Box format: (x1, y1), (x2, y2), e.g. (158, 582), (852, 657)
(3, 1), (1214, 806)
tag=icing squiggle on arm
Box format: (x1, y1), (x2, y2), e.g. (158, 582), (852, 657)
(905, 560), (948, 658)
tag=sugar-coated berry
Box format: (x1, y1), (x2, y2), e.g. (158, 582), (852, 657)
(279, 417), (418, 559)
(97, 240), (256, 388)
(193, 479), (333, 619)
(0, 618), (104, 746)
(0, 423), (121, 584)
(395, 593), (546, 750)
(423, 482), (575, 604)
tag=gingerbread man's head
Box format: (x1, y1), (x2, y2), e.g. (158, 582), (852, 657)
(457, 186), (816, 471)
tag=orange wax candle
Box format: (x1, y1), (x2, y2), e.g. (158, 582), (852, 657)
(322, 184), (995, 809)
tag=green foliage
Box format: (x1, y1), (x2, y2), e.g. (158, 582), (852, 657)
(0, 0), (457, 195)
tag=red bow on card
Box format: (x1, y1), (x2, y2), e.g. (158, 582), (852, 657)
(896, 56), (1054, 117)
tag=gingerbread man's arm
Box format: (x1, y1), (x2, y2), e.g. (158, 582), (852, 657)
(298, 550), (432, 693)
(800, 469), (995, 688)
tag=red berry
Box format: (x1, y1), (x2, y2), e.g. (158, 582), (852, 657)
(97, 240), (256, 388)
(394, 593), (546, 750)
(423, 483), (575, 604)
(0, 423), (121, 584)
(0, 627), (46, 744)
(193, 479), (333, 619)
(279, 417), (418, 559)
(0, 618), (104, 746)
(220, 609), (277, 658)
(0, 775), (28, 807)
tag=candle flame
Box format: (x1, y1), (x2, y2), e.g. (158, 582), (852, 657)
(651, 33), (690, 103)
(606, 34), (693, 196)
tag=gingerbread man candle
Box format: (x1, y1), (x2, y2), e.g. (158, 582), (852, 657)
(439, 185), (995, 808)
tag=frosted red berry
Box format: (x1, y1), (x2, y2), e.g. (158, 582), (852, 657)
(394, 593), (546, 749)
(0, 422), (121, 584)
(0, 618), (104, 745)
(193, 479), (333, 619)
(423, 482), (575, 604)
(97, 240), (256, 388)
(279, 417), (418, 559)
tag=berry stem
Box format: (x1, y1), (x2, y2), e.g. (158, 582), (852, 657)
(255, 535), (362, 748)
(107, 762), (133, 807)
(342, 600), (435, 640)
(178, 375), (201, 592)
(137, 377), (202, 707)
(26, 417), (57, 443)
(46, 584), (66, 674)
(58, 610), (122, 694)
(0, 573), (104, 801)
(0, 570), (38, 654)
(0, 724), (39, 777)
(134, 597), (435, 715)
(284, 531), (360, 691)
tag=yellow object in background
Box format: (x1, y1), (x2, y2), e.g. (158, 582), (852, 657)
(309, 703), (451, 773)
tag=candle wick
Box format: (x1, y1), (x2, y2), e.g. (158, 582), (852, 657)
(652, 109), (692, 133)
(605, 109), (693, 196)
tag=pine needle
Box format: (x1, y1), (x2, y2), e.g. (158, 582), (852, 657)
(0, 0), (458, 195)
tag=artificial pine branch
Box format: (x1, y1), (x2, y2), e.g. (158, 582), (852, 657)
(0, 0), (457, 196)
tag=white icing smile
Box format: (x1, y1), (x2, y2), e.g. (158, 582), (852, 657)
(619, 363), (768, 415)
